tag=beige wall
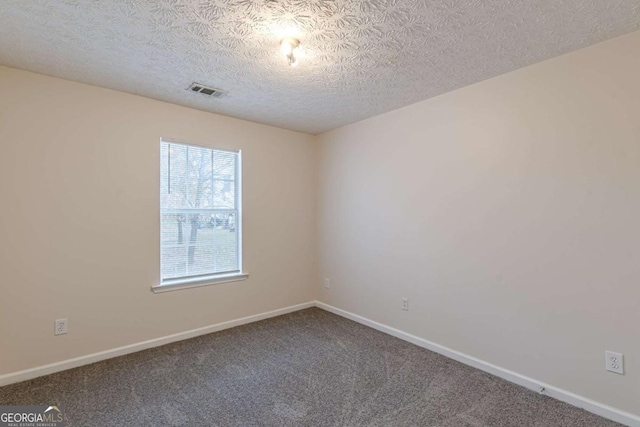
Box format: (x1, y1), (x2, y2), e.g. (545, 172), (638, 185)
(317, 31), (640, 415)
(1, 29), (639, 418)
(0, 66), (316, 375)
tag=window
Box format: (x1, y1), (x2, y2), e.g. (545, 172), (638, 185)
(154, 139), (246, 292)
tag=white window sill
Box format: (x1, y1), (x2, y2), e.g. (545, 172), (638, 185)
(152, 273), (249, 294)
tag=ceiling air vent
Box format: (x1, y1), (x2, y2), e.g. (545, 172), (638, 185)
(187, 82), (226, 98)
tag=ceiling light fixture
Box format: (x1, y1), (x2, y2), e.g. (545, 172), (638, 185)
(280, 38), (300, 67)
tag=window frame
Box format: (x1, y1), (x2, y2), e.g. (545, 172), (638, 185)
(152, 138), (248, 293)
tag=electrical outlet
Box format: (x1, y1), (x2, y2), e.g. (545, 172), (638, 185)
(324, 278), (331, 289)
(54, 318), (68, 336)
(605, 351), (624, 375)
(401, 298), (409, 311)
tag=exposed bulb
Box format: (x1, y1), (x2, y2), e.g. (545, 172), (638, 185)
(280, 38), (300, 66)
(280, 40), (294, 55)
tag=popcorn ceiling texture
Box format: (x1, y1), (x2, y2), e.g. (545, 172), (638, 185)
(1, 0), (639, 134)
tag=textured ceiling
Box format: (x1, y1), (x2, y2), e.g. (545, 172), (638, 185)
(1, 1), (639, 134)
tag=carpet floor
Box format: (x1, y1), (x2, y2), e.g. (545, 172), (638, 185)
(0, 308), (622, 426)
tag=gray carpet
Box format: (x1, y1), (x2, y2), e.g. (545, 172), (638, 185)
(0, 308), (621, 427)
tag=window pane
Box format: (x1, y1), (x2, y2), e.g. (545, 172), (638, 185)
(213, 150), (236, 181)
(161, 143), (189, 209)
(161, 246), (187, 280)
(213, 179), (235, 209)
(160, 140), (241, 282)
(186, 145), (213, 209)
(214, 222), (238, 272)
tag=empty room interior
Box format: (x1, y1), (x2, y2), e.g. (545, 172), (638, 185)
(1, 1), (639, 426)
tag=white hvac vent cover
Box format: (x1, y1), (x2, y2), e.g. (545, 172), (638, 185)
(187, 82), (226, 98)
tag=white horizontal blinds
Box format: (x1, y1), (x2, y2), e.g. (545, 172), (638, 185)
(160, 141), (240, 282)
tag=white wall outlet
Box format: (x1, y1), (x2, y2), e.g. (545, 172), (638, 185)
(324, 278), (331, 289)
(54, 318), (68, 336)
(605, 351), (624, 375)
(401, 298), (409, 311)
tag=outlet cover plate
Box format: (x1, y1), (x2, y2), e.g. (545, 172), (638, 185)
(605, 351), (624, 375)
(55, 318), (68, 336)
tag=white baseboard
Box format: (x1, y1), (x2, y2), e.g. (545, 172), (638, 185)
(314, 301), (640, 427)
(2, 300), (637, 427)
(0, 301), (315, 387)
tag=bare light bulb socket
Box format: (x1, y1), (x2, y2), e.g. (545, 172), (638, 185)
(280, 38), (300, 66)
